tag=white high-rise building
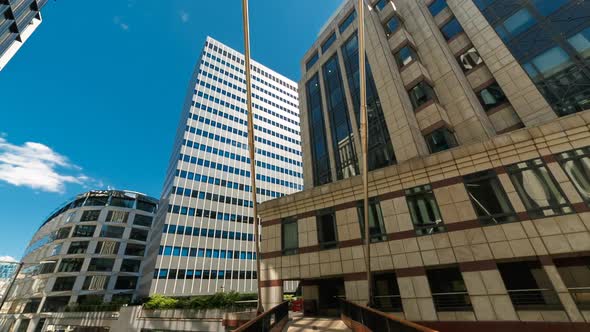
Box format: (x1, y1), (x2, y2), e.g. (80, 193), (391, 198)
(145, 37), (302, 295)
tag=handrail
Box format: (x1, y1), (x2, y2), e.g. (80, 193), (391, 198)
(233, 301), (289, 332)
(337, 298), (438, 332)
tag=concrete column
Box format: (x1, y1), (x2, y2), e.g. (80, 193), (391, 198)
(460, 268), (518, 321)
(344, 279), (369, 306)
(397, 274), (438, 321)
(542, 263), (584, 322)
(261, 283), (284, 312)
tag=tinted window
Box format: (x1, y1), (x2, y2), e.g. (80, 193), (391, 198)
(88, 258), (115, 272)
(339, 11), (356, 33)
(531, 0), (569, 16)
(408, 81), (436, 109)
(406, 185), (446, 235)
(441, 18), (463, 40)
(394, 45), (419, 68)
(476, 82), (508, 111)
(457, 47), (483, 71)
(495, 9), (536, 41)
(306, 52), (319, 71)
(317, 211), (338, 249)
(464, 170), (517, 225)
(384, 16), (400, 37)
(282, 218), (298, 255)
(429, 0), (448, 16)
(357, 200), (387, 242)
(321, 33), (336, 53)
(425, 127), (457, 153)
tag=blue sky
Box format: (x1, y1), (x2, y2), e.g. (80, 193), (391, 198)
(0, 0), (342, 260)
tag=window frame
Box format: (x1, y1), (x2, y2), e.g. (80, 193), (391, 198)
(281, 217), (299, 256)
(405, 184), (446, 236)
(475, 81), (509, 112)
(394, 44), (419, 69)
(556, 147), (590, 206)
(316, 209), (339, 250)
(440, 17), (464, 41)
(408, 81), (437, 110)
(463, 170), (517, 225)
(356, 199), (388, 242)
(424, 127), (458, 153)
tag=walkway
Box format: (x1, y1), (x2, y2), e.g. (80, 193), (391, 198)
(283, 313), (351, 332)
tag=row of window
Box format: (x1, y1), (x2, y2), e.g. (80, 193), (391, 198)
(162, 224), (254, 242)
(192, 92), (300, 146)
(74, 210), (153, 227)
(282, 148), (590, 254)
(205, 41), (298, 96)
(65, 241), (144, 256)
(198, 69), (298, 126)
(200, 59), (298, 119)
(202, 52), (298, 108)
(52, 256), (140, 274)
(167, 204), (255, 224)
(155, 269), (257, 280)
(52, 224), (149, 242)
(52, 275), (137, 292)
(158, 246), (256, 260)
(175, 168), (286, 199)
(305, 10), (357, 71)
(172, 185), (253, 208)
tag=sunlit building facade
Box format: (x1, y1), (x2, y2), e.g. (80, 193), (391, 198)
(147, 37), (302, 296)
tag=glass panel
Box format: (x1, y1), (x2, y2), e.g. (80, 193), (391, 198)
(532, 0), (569, 16)
(58, 259), (83, 272)
(394, 45), (418, 68)
(317, 212), (338, 249)
(95, 241), (120, 255)
(425, 128), (457, 153)
(477, 82), (508, 111)
(129, 228), (149, 241)
(115, 276), (138, 290)
(306, 74), (332, 185)
(384, 16), (400, 37)
(441, 18), (463, 40)
(82, 276), (110, 290)
(429, 0), (448, 16)
(282, 218), (298, 255)
(100, 225), (125, 238)
(80, 210), (100, 221)
(406, 185), (446, 235)
(67, 241), (89, 254)
(321, 33), (336, 53)
(72, 225), (96, 237)
(374, 0), (388, 11)
(457, 47), (483, 71)
(464, 170), (517, 225)
(306, 52), (319, 70)
(52, 277), (76, 291)
(496, 9), (536, 41)
(556, 148), (590, 204)
(339, 10), (356, 33)
(409, 81), (436, 109)
(106, 210), (129, 223)
(120, 259), (141, 272)
(357, 200), (388, 242)
(87, 258), (115, 272)
(567, 27), (590, 59)
(133, 214), (153, 227)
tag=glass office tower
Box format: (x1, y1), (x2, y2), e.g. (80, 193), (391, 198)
(147, 37), (302, 295)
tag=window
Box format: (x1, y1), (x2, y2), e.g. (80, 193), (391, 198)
(80, 210), (100, 221)
(457, 47), (483, 72)
(84, 195), (108, 206)
(473, 0), (493, 10)
(52, 277), (77, 291)
(82, 275), (109, 290)
(110, 196), (134, 208)
(106, 210), (129, 223)
(568, 27), (590, 59)
(464, 170), (516, 225)
(41, 296), (70, 313)
(129, 228), (149, 241)
(524, 47), (573, 83)
(95, 241), (120, 255)
(306, 52), (319, 71)
(339, 11), (356, 34)
(406, 184), (445, 235)
(373, 0), (389, 11)
(476, 82), (508, 111)
(494, 9), (536, 41)
(133, 214), (153, 227)
(425, 128), (457, 153)
(72, 225), (96, 237)
(394, 45), (418, 68)
(556, 148), (590, 205)
(100, 225), (125, 238)
(321, 33), (336, 53)
(136, 200), (157, 213)
(88, 258), (115, 272)
(58, 258), (84, 272)
(16, 319), (30, 332)
(384, 16), (400, 37)
(507, 159), (572, 218)
(440, 17), (463, 40)
(498, 261), (562, 310)
(426, 267), (472, 311)
(408, 81), (436, 109)
(532, 0), (569, 16)
(120, 259), (141, 272)
(40, 262), (56, 274)
(67, 241), (89, 254)
(55, 227), (71, 240)
(316, 210), (338, 249)
(373, 272), (402, 312)
(554, 256), (590, 310)
(115, 276), (138, 290)
(124, 243), (146, 256)
(281, 217), (298, 255)
(428, 0), (448, 16)
(51, 243), (62, 256)
(357, 200), (387, 242)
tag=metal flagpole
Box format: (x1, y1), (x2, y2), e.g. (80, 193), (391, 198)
(358, 0), (373, 307)
(240, 0), (264, 314)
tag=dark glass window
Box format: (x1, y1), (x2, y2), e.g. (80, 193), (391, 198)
(55, 227), (71, 240)
(87, 258), (115, 272)
(384, 16), (400, 37)
(106, 210), (129, 223)
(440, 17), (463, 40)
(67, 241), (89, 254)
(323, 54), (359, 180)
(568, 27), (590, 59)
(120, 259), (141, 272)
(531, 0), (569, 16)
(133, 214), (153, 227)
(554, 256), (590, 310)
(425, 128), (457, 153)
(464, 170), (517, 225)
(282, 217), (298, 255)
(408, 81), (436, 109)
(95, 241), (120, 255)
(556, 147), (590, 205)
(476, 82), (508, 111)
(523, 46), (573, 82)
(394, 45), (419, 68)
(80, 210), (100, 221)
(373, 272), (402, 312)
(341, 33), (396, 171)
(427, 267), (472, 311)
(374, 0), (389, 11)
(507, 158), (572, 218)
(129, 228), (149, 242)
(72, 225), (96, 238)
(498, 261), (562, 310)
(339, 10), (356, 34)
(82, 276), (110, 290)
(100, 225), (125, 238)
(357, 200), (387, 242)
(124, 243), (146, 256)
(52, 277), (77, 291)
(406, 184), (446, 235)
(115, 276), (138, 290)
(473, 0), (493, 10)
(136, 200), (156, 213)
(306, 52), (319, 71)
(428, 0), (448, 16)
(306, 74), (332, 185)
(494, 8), (536, 41)
(58, 258), (84, 272)
(110, 196), (134, 208)
(317, 210), (338, 249)
(84, 195), (108, 206)
(41, 296), (70, 313)
(457, 47), (483, 72)
(321, 32), (336, 53)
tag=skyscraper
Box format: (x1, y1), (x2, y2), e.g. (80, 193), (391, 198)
(0, 0), (47, 71)
(145, 37), (302, 296)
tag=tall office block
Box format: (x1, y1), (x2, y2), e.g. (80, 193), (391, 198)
(258, 0), (590, 329)
(146, 37), (302, 296)
(0, 0), (47, 70)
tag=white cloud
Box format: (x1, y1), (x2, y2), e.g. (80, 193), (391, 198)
(0, 137), (94, 193)
(179, 10), (189, 23)
(0, 256), (17, 263)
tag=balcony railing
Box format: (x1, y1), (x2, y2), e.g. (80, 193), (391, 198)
(337, 298), (438, 332)
(233, 301), (289, 332)
(373, 295), (403, 312)
(431, 292), (472, 312)
(569, 287), (590, 310)
(507, 288), (563, 311)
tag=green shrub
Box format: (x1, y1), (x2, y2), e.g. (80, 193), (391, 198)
(143, 294), (179, 309)
(143, 292), (257, 310)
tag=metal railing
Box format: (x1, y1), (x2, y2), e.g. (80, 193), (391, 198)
(337, 298), (438, 332)
(507, 288), (563, 311)
(431, 292), (472, 312)
(233, 301), (289, 332)
(569, 287), (590, 310)
(373, 295), (403, 312)
(63, 304), (123, 312)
